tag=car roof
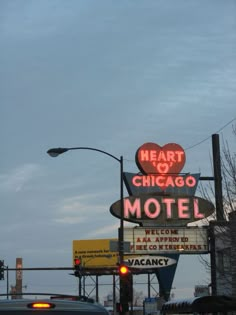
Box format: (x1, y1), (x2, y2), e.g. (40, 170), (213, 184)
(0, 298), (109, 314)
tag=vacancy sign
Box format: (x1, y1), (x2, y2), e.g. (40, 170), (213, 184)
(124, 255), (177, 269)
(124, 227), (208, 254)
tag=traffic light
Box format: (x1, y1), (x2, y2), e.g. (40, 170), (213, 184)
(118, 264), (133, 306)
(119, 265), (129, 276)
(0, 260), (4, 280)
(74, 258), (83, 278)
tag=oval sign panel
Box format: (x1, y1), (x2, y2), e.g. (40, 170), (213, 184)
(110, 194), (215, 225)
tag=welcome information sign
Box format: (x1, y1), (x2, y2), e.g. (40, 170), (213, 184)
(123, 226), (209, 254)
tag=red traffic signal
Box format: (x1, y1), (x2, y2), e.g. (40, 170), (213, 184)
(74, 258), (81, 266)
(74, 258), (82, 278)
(118, 264), (129, 276)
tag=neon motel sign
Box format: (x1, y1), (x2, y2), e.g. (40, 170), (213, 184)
(135, 142), (186, 175)
(110, 194), (215, 225)
(124, 197), (204, 219)
(131, 174), (197, 189)
(110, 142), (215, 226)
(133, 142), (198, 191)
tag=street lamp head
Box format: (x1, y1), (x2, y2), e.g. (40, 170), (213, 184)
(47, 148), (69, 157)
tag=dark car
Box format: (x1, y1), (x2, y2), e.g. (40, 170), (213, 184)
(161, 295), (236, 314)
(0, 294), (109, 315)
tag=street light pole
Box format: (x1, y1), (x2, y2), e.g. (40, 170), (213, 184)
(47, 146), (124, 302)
(119, 155), (124, 265)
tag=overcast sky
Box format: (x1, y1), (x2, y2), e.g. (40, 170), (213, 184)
(1, 0), (236, 301)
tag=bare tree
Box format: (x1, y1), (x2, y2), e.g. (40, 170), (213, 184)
(221, 128), (236, 217)
(198, 124), (236, 294)
(132, 289), (144, 306)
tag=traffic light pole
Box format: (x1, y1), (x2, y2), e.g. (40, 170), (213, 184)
(118, 265), (133, 314)
(78, 277), (82, 296)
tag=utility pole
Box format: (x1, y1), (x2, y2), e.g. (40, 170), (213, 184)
(210, 134), (225, 296)
(212, 134), (224, 221)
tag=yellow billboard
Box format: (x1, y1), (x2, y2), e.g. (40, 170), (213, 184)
(73, 239), (119, 268)
(73, 238), (180, 270)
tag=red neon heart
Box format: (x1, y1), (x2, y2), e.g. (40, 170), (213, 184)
(135, 142), (186, 174)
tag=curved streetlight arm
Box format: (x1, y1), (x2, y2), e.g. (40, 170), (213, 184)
(47, 147), (121, 164)
(47, 146), (124, 264)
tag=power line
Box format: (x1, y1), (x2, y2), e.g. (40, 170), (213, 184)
(124, 117), (236, 164)
(184, 118), (236, 151)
